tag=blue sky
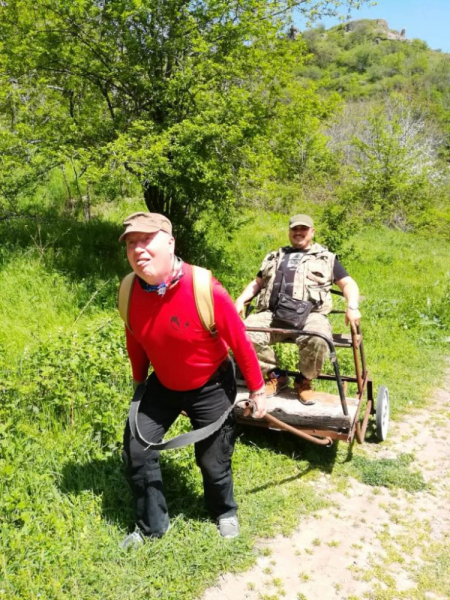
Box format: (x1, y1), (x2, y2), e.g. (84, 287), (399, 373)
(294, 0), (450, 52)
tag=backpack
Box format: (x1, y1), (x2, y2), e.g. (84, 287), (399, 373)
(117, 266), (216, 335)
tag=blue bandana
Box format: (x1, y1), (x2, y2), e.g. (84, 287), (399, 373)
(138, 257), (184, 296)
(139, 281), (169, 295)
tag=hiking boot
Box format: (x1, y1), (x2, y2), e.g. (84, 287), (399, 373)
(218, 515), (239, 539)
(120, 530), (145, 550)
(294, 378), (316, 406)
(265, 370), (290, 398)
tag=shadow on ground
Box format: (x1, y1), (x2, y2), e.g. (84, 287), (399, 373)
(58, 421), (344, 532)
(59, 451), (209, 532)
(236, 422), (344, 477)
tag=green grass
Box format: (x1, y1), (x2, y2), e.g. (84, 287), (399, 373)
(0, 257), (80, 358)
(1, 366), (329, 598)
(1, 208), (449, 599)
(352, 453), (426, 492)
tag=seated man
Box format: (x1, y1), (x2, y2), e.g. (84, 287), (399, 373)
(235, 214), (361, 405)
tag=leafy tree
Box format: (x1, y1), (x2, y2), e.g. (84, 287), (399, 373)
(342, 103), (438, 229)
(0, 0), (371, 247)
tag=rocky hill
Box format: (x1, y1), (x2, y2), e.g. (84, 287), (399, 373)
(343, 18), (408, 43)
(298, 18), (450, 106)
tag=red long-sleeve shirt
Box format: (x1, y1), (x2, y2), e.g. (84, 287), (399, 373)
(125, 263), (264, 392)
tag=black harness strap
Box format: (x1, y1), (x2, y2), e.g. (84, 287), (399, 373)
(128, 383), (237, 450)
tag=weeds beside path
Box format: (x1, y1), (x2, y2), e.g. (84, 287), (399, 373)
(201, 361), (450, 600)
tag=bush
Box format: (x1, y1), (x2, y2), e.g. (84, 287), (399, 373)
(3, 319), (131, 448)
(340, 105), (439, 229)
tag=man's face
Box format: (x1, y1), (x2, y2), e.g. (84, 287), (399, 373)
(289, 225), (315, 249)
(126, 230), (175, 283)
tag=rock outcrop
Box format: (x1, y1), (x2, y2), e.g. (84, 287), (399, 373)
(344, 19), (408, 43)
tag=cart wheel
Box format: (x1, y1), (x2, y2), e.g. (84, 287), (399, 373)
(376, 385), (390, 441)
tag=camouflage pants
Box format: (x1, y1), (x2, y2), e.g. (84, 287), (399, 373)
(244, 310), (332, 380)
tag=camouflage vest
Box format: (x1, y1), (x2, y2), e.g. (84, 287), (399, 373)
(256, 243), (336, 315)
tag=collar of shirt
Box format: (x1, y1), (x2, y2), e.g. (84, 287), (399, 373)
(285, 247), (307, 255)
(138, 257), (184, 296)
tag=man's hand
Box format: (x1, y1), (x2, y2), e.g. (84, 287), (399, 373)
(345, 307), (361, 331)
(336, 276), (361, 332)
(245, 389), (267, 419)
(235, 277), (263, 319)
(234, 297), (246, 319)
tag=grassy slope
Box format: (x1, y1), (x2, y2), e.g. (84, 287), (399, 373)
(1, 212), (449, 599)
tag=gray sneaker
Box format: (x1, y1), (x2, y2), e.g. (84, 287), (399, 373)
(120, 530), (145, 550)
(218, 515), (239, 539)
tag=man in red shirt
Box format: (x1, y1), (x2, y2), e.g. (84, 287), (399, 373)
(120, 212), (266, 548)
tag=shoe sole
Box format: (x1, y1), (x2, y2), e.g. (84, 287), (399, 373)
(298, 397), (315, 406)
(266, 377), (291, 398)
(295, 389), (316, 406)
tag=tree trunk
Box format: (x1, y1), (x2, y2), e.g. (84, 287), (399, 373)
(143, 184), (166, 214)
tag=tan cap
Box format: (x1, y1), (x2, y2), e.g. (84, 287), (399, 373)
(119, 212), (172, 242)
(289, 214), (314, 229)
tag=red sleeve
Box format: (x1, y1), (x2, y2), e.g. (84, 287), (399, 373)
(212, 279), (264, 392)
(125, 326), (150, 382)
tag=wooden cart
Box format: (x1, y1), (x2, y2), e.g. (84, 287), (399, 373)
(234, 301), (389, 447)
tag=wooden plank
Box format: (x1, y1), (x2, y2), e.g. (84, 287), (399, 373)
(234, 386), (359, 431)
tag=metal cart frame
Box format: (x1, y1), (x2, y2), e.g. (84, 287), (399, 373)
(237, 294), (389, 447)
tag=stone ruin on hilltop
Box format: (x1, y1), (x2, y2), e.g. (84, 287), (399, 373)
(344, 19), (408, 43)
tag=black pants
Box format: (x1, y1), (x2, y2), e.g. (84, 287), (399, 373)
(122, 360), (238, 537)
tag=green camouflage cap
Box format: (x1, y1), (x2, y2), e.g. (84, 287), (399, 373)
(289, 214), (314, 228)
(119, 212), (172, 242)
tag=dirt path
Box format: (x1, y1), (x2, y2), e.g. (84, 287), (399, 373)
(201, 365), (450, 600)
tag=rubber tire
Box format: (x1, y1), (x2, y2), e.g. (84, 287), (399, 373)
(376, 385), (390, 441)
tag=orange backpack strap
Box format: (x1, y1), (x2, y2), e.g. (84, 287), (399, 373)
(192, 265), (216, 336)
(117, 272), (136, 331)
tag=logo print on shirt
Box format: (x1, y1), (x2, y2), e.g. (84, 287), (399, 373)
(170, 316), (181, 330)
(170, 316), (190, 331)
(287, 253), (303, 270)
